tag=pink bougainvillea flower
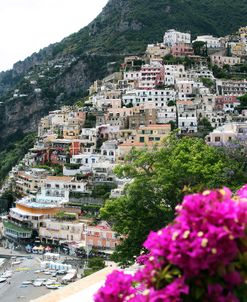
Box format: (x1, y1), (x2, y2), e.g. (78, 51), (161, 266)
(94, 270), (135, 302)
(94, 185), (247, 302)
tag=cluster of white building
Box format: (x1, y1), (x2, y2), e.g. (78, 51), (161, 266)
(1, 26), (247, 254)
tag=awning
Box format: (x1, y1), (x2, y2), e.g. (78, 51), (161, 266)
(33, 245), (44, 251)
(98, 249), (114, 255)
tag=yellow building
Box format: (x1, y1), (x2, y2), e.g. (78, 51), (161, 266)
(231, 42), (246, 57)
(136, 124), (171, 144)
(15, 170), (48, 195)
(63, 124), (81, 139)
(39, 219), (85, 244)
(117, 124), (171, 161)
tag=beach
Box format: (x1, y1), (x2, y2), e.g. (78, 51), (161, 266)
(0, 257), (53, 302)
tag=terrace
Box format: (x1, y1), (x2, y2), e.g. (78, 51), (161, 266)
(3, 220), (32, 239)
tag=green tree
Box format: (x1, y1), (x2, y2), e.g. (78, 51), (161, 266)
(162, 55), (196, 69)
(192, 41), (208, 56)
(83, 257), (105, 277)
(84, 113), (96, 128)
(236, 94), (247, 113)
(92, 183), (117, 199)
(88, 257), (105, 270)
(167, 100), (176, 106)
(212, 65), (229, 79)
(101, 136), (246, 265)
(55, 211), (77, 221)
(198, 117), (214, 136)
(200, 77), (215, 88)
(0, 133), (36, 183)
(0, 190), (20, 214)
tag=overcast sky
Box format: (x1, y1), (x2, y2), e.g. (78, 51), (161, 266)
(0, 0), (108, 72)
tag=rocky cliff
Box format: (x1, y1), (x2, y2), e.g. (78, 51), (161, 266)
(0, 0), (247, 149)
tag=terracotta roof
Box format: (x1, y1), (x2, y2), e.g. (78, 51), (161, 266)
(18, 171), (34, 180)
(88, 225), (112, 231)
(138, 124), (171, 130)
(119, 142), (156, 147)
(176, 100), (193, 105)
(46, 176), (74, 182)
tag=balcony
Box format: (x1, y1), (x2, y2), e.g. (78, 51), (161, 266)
(3, 220), (32, 239)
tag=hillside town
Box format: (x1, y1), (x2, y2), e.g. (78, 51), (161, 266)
(0, 26), (247, 263)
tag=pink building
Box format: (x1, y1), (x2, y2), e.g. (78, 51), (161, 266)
(215, 96), (240, 111)
(84, 221), (120, 251)
(139, 65), (165, 89)
(171, 43), (194, 57)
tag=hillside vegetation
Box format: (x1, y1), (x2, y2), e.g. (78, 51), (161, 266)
(0, 0), (247, 181)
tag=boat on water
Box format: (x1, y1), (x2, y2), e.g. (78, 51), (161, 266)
(12, 261), (21, 265)
(2, 271), (12, 278)
(22, 281), (33, 285)
(44, 279), (57, 286)
(0, 277), (7, 283)
(33, 280), (43, 287)
(43, 279), (58, 286)
(46, 284), (60, 289)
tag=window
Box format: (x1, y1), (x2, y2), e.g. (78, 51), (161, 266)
(140, 137), (145, 143)
(215, 136), (221, 142)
